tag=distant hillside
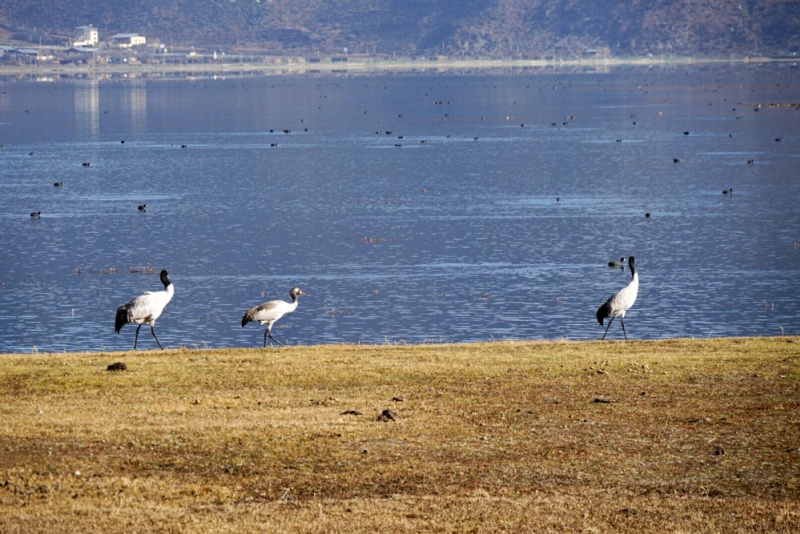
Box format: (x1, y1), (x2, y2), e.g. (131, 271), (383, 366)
(1, 0), (798, 57)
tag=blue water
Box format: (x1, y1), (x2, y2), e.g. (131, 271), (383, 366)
(1, 65), (799, 352)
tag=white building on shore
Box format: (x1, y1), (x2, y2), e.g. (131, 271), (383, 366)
(112, 33), (146, 48)
(74, 25), (99, 47)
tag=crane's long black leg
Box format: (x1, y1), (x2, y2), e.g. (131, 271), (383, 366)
(621, 317), (628, 341)
(134, 324), (142, 350)
(151, 325), (165, 350)
(601, 317), (615, 340)
(263, 328), (269, 348)
(268, 332), (284, 347)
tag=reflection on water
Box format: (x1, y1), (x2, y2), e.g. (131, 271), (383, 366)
(74, 79), (99, 138)
(1, 66), (799, 353)
(126, 80), (148, 135)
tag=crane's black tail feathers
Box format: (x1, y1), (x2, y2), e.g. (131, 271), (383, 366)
(115, 306), (128, 334)
(596, 302), (611, 326)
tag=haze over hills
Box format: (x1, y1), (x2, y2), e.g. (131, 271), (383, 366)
(1, 0), (798, 58)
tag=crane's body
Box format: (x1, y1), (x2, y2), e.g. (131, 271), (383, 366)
(242, 287), (308, 347)
(115, 270), (174, 350)
(597, 256), (639, 340)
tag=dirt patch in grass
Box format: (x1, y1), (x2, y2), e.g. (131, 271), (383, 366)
(1, 338), (799, 532)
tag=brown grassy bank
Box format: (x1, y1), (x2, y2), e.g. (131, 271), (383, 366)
(1, 338), (799, 532)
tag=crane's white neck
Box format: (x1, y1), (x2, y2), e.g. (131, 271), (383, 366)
(164, 282), (175, 302)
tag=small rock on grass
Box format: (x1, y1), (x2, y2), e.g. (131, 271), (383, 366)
(106, 362), (127, 372)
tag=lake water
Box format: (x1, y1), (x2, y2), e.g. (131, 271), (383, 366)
(1, 65), (799, 353)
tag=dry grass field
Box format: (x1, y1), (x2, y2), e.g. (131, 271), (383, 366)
(1, 338), (798, 532)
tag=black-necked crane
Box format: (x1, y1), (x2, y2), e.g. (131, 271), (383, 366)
(608, 257), (625, 268)
(597, 256), (639, 340)
(115, 270), (174, 350)
(241, 287), (308, 347)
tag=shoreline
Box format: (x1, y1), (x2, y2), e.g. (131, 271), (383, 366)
(3, 335), (797, 357)
(0, 54), (793, 79)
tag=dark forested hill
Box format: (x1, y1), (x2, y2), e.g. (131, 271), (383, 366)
(1, 0), (798, 57)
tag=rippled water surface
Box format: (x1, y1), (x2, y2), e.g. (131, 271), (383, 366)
(1, 66), (799, 352)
